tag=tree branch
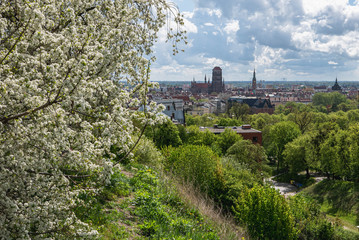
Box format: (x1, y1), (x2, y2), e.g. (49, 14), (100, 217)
(1, 68), (72, 124)
(52, 6), (97, 33)
(114, 61), (151, 165)
(0, 17), (31, 65)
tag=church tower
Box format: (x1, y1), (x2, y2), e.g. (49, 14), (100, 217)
(211, 66), (223, 93)
(332, 77), (342, 92)
(252, 69), (257, 90)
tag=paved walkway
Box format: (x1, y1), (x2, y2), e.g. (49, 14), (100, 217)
(266, 175), (326, 198)
(266, 177), (298, 197)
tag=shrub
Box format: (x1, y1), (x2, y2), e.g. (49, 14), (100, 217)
(133, 137), (163, 168)
(233, 184), (297, 240)
(165, 145), (225, 198)
(145, 120), (182, 148)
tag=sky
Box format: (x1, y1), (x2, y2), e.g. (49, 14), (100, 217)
(150, 0), (359, 82)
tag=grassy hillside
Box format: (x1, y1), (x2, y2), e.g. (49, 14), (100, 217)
(74, 165), (246, 239)
(301, 179), (359, 233)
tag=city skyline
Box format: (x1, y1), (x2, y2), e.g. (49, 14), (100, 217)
(150, 0), (359, 82)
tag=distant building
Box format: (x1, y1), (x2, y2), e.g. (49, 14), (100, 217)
(314, 85), (329, 93)
(190, 66), (225, 94)
(252, 69), (257, 92)
(332, 77), (342, 92)
(200, 125), (262, 145)
(211, 66), (225, 93)
(155, 99), (185, 124)
(228, 96), (275, 114)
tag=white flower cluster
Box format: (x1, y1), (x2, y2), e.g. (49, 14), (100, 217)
(0, 0), (184, 238)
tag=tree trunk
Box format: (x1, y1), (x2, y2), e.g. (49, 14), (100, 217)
(306, 168), (310, 179)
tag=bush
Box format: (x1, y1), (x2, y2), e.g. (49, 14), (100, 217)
(131, 168), (223, 239)
(165, 145), (225, 198)
(233, 184), (297, 240)
(145, 120), (182, 148)
(133, 137), (163, 168)
(220, 157), (262, 210)
(289, 194), (335, 240)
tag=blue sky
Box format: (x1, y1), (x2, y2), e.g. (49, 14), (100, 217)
(150, 0), (359, 82)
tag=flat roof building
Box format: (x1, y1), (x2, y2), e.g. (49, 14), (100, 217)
(199, 125), (262, 145)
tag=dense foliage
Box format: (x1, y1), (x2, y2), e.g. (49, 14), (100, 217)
(0, 0), (185, 238)
(179, 94), (359, 239)
(233, 184), (297, 240)
(164, 145), (225, 197)
(75, 167), (229, 239)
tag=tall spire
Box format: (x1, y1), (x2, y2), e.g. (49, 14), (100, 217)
(332, 76), (341, 91)
(205, 74), (207, 83)
(252, 68), (257, 90)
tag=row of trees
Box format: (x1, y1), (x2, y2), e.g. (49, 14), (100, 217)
(186, 97), (359, 182)
(255, 105), (359, 182)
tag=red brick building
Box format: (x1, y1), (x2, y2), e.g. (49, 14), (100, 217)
(200, 125), (262, 145)
(190, 66), (225, 94)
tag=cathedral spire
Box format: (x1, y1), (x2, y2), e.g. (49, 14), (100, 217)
(205, 74), (207, 83)
(332, 77), (341, 91)
(252, 68), (257, 90)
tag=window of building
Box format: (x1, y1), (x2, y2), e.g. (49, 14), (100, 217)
(253, 136), (258, 142)
(167, 106), (170, 111)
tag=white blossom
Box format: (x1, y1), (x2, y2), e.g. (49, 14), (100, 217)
(0, 0), (185, 238)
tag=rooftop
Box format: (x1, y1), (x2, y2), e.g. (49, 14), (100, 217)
(199, 125), (261, 134)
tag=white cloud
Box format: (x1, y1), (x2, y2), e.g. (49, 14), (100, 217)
(224, 20), (240, 34)
(204, 22), (214, 27)
(182, 11), (194, 19)
(150, 0), (359, 81)
(205, 57), (225, 67)
(208, 9), (222, 18)
(183, 18), (198, 33)
(302, 0), (346, 15)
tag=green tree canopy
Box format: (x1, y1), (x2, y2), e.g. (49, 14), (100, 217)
(267, 121), (301, 171)
(145, 120), (182, 148)
(216, 128), (243, 155)
(229, 102), (250, 120)
(226, 139), (268, 174)
(312, 92), (348, 112)
(284, 133), (314, 178)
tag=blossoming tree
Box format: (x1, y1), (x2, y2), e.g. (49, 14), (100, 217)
(0, 0), (184, 238)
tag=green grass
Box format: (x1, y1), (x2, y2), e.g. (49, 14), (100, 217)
(302, 179), (359, 233)
(74, 166), (244, 239)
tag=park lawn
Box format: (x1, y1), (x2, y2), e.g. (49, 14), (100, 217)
(321, 201), (358, 233)
(302, 179), (359, 233)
